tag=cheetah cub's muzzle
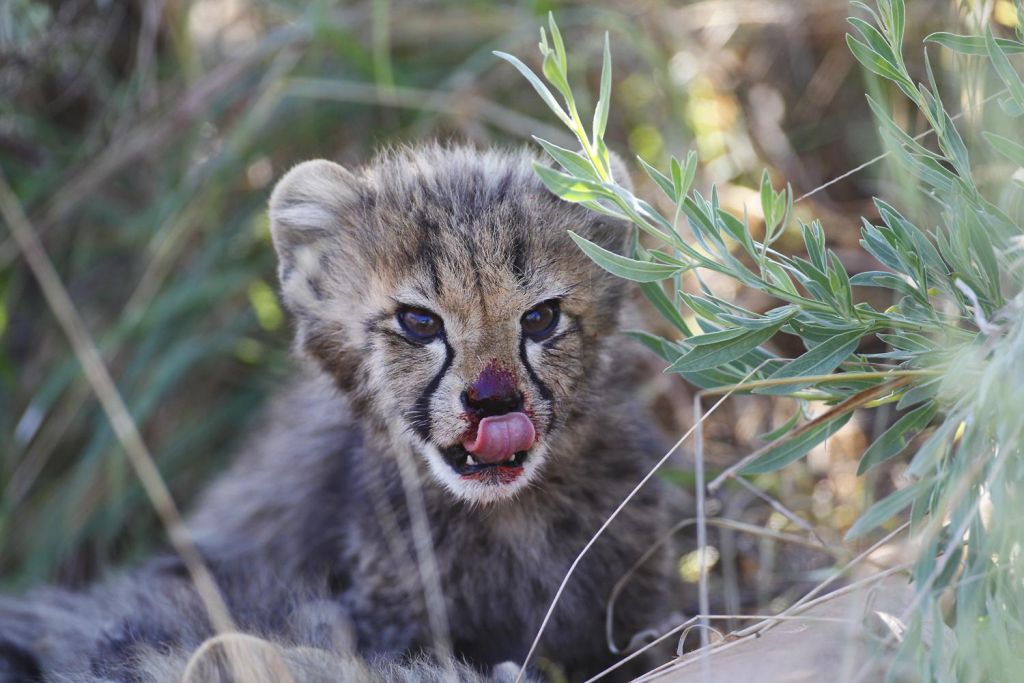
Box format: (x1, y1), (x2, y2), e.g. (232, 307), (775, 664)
(443, 360), (537, 484)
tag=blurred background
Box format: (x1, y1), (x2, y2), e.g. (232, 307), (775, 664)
(0, 0), (1018, 633)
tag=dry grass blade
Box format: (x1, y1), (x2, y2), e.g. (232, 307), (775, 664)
(393, 448), (456, 677)
(181, 633), (297, 683)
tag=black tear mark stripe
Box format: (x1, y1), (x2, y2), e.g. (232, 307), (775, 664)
(519, 337), (556, 432)
(410, 337), (455, 442)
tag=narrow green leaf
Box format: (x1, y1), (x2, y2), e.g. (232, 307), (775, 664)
(542, 51), (573, 102)
(624, 330), (681, 363)
(801, 221), (826, 272)
(742, 412), (854, 474)
(827, 250), (854, 313)
(857, 403), (937, 474)
(493, 51), (573, 126)
(593, 32), (612, 140)
(638, 281), (692, 336)
(1002, 94), (1024, 117)
(637, 156), (675, 200)
(667, 311), (793, 373)
(533, 163), (612, 202)
(547, 12), (568, 74)
(848, 17), (902, 75)
(983, 131), (1024, 167)
(679, 291), (730, 326)
(845, 478), (933, 540)
(763, 259), (799, 297)
(676, 151), (698, 198)
(568, 231), (684, 282)
(986, 26), (1024, 110)
(925, 32), (1024, 56)
(760, 169), (776, 231)
(888, 0), (905, 49)
(717, 209), (756, 257)
(756, 328), (866, 396)
(907, 420), (954, 478)
(757, 407), (803, 442)
(867, 96), (939, 158)
(534, 138), (596, 179)
(850, 271), (923, 299)
(846, 34), (915, 98)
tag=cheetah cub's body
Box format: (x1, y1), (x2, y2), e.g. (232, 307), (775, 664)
(0, 146), (673, 682)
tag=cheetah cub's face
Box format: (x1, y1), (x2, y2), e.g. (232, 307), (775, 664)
(268, 147), (629, 503)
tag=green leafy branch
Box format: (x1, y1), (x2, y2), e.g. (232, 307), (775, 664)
(500, 4), (1024, 677)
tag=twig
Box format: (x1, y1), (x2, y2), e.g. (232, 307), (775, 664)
(732, 475), (827, 547)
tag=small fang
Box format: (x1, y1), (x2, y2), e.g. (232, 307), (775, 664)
(466, 456), (477, 466)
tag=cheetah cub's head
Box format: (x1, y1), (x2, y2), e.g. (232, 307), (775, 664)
(268, 146), (630, 503)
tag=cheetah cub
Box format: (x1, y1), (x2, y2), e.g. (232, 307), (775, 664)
(0, 145), (674, 682)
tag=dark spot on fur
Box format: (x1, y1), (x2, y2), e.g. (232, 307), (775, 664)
(493, 168), (514, 203)
(328, 569), (353, 595)
(415, 222), (444, 296)
(510, 231), (527, 285)
(554, 515), (581, 537)
(146, 555), (189, 579)
(0, 641), (43, 682)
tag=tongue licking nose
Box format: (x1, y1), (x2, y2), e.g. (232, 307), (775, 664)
(462, 413), (536, 465)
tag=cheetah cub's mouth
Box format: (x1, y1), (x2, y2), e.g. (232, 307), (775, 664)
(443, 413), (536, 484)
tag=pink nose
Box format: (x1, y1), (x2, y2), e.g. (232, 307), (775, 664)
(462, 413), (536, 464)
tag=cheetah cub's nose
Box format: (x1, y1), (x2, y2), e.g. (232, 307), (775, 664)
(461, 362), (535, 464)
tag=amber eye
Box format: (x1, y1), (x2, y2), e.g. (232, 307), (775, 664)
(397, 307), (444, 342)
(521, 300), (560, 340)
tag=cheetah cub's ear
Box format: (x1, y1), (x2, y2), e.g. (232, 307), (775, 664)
(268, 160), (362, 317)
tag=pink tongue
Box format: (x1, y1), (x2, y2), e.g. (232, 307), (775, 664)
(462, 413), (536, 465)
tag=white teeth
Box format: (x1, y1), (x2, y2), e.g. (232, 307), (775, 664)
(465, 456), (477, 466)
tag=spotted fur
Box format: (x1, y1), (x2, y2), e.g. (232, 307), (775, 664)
(1, 145), (675, 682)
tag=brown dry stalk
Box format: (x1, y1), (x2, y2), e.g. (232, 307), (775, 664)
(0, 169), (235, 637)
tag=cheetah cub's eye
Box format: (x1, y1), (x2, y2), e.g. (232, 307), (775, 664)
(398, 307), (444, 343)
(521, 300), (560, 341)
